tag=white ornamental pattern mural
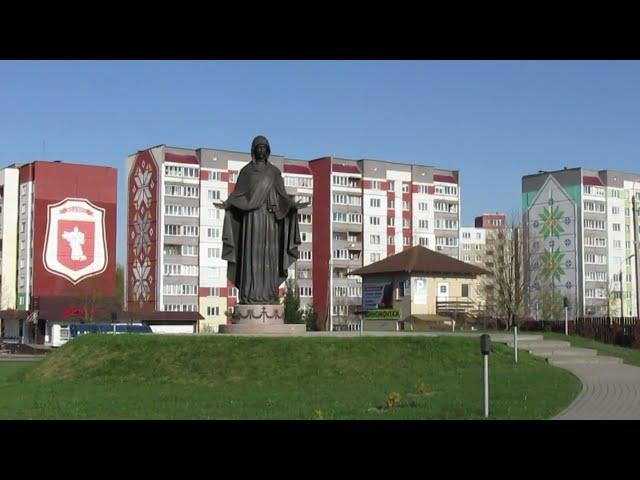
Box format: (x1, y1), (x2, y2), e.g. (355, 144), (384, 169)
(128, 151), (157, 309)
(526, 176), (578, 308)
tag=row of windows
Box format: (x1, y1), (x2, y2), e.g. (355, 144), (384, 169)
(298, 213), (312, 224)
(584, 219), (606, 230)
(462, 244), (483, 250)
(163, 245), (197, 256)
(333, 212), (362, 223)
(584, 254), (607, 264)
(583, 201), (606, 213)
(332, 175), (359, 188)
(164, 304), (198, 312)
(165, 204), (200, 217)
(434, 201), (458, 213)
(284, 176), (313, 188)
(461, 231), (484, 240)
(165, 165), (199, 178)
(333, 194), (362, 206)
(207, 306), (221, 316)
(163, 284), (198, 295)
(164, 264), (199, 276)
(165, 185), (199, 198)
(436, 237), (459, 247)
(435, 219), (458, 229)
(333, 250), (360, 260)
(333, 286), (362, 297)
(584, 237), (606, 247)
(434, 185), (458, 196)
(165, 225), (200, 236)
(585, 271), (607, 281)
(585, 288), (607, 298)
(583, 185), (606, 197)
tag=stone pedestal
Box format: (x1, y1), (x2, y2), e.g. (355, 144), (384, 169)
(219, 304), (306, 335)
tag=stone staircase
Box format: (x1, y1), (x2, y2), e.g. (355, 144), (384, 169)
(506, 337), (623, 366)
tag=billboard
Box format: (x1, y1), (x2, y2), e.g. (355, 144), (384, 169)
(363, 282), (393, 310)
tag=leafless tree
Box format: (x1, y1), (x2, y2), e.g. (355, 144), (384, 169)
(479, 217), (525, 329)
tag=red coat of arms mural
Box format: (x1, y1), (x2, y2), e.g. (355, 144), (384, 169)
(43, 198), (108, 284)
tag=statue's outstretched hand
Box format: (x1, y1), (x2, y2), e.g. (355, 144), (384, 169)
(213, 201), (228, 210)
(294, 201), (311, 210)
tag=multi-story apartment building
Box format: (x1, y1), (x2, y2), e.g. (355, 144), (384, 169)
(125, 145), (315, 333)
(475, 213), (507, 229)
(126, 145), (460, 331)
(523, 168), (640, 318)
(460, 227), (487, 266)
(0, 160), (117, 343)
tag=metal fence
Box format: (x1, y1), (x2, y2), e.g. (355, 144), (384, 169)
(574, 316), (640, 348)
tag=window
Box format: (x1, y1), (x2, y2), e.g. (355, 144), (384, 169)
(164, 245), (180, 256)
(183, 225), (199, 236)
(583, 185), (605, 197)
(370, 198), (381, 208)
(208, 190), (221, 201)
(387, 217), (395, 227)
(403, 218), (411, 228)
(299, 250), (312, 261)
(165, 224), (180, 236)
(207, 306), (220, 316)
(402, 183), (410, 193)
(301, 232), (312, 242)
(229, 287), (239, 299)
(299, 287), (312, 297)
(208, 247), (221, 259)
(207, 227), (220, 239)
(369, 216), (381, 225)
(462, 231), (471, 239)
(333, 249), (349, 260)
(417, 184), (429, 194)
(403, 236), (411, 246)
(475, 255), (481, 262)
(229, 171), (238, 183)
(613, 240), (622, 249)
(332, 175), (358, 188)
(418, 202), (428, 211)
(165, 185), (183, 197)
(583, 201), (606, 213)
(584, 254), (606, 264)
(370, 235), (381, 245)
(462, 284), (469, 297)
(182, 245), (197, 256)
(371, 181), (382, 190)
(388, 181), (395, 191)
(298, 213), (312, 224)
(402, 200), (411, 210)
(208, 287), (221, 297)
(419, 237), (428, 246)
(388, 236), (395, 245)
(435, 236), (458, 247)
(164, 264), (180, 275)
(388, 199), (395, 209)
(165, 204), (182, 216)
(613, 223), (621, 232)
(370, 252), (381, 262)
(418, 219), (429, 229)
(584, 219), (605, 230)
(612, 206), (620, 215)
(584, 237), (606, 247)
(398, 279), (410, 297)
(463, 255), (470, 262)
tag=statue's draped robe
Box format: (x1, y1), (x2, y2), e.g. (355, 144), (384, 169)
(221, 161), (301, 304)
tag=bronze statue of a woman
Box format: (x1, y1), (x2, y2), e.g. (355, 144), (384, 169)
(215, 136), (308, 305)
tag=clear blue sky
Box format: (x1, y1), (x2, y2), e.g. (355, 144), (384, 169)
(2, 60), (640, 264)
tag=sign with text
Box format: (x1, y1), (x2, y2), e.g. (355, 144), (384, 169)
(364, 309), (400, 319)
(363, 282), (394, 310)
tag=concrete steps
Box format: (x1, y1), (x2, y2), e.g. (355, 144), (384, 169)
(548, 355), (623, 366)
(501, 335), (626, 366)
(529, 347), (598, 358)
(508, 340), (571, 349)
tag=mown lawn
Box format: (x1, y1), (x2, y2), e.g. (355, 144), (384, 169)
(543, 332), (640, 367)
(0, 334), (581, 419)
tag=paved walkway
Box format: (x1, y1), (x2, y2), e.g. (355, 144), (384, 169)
(499, 335), (640, 420)
(553, 363), (640, 420)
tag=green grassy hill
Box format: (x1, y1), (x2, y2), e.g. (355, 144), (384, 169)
(0, 334), (581, 419)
